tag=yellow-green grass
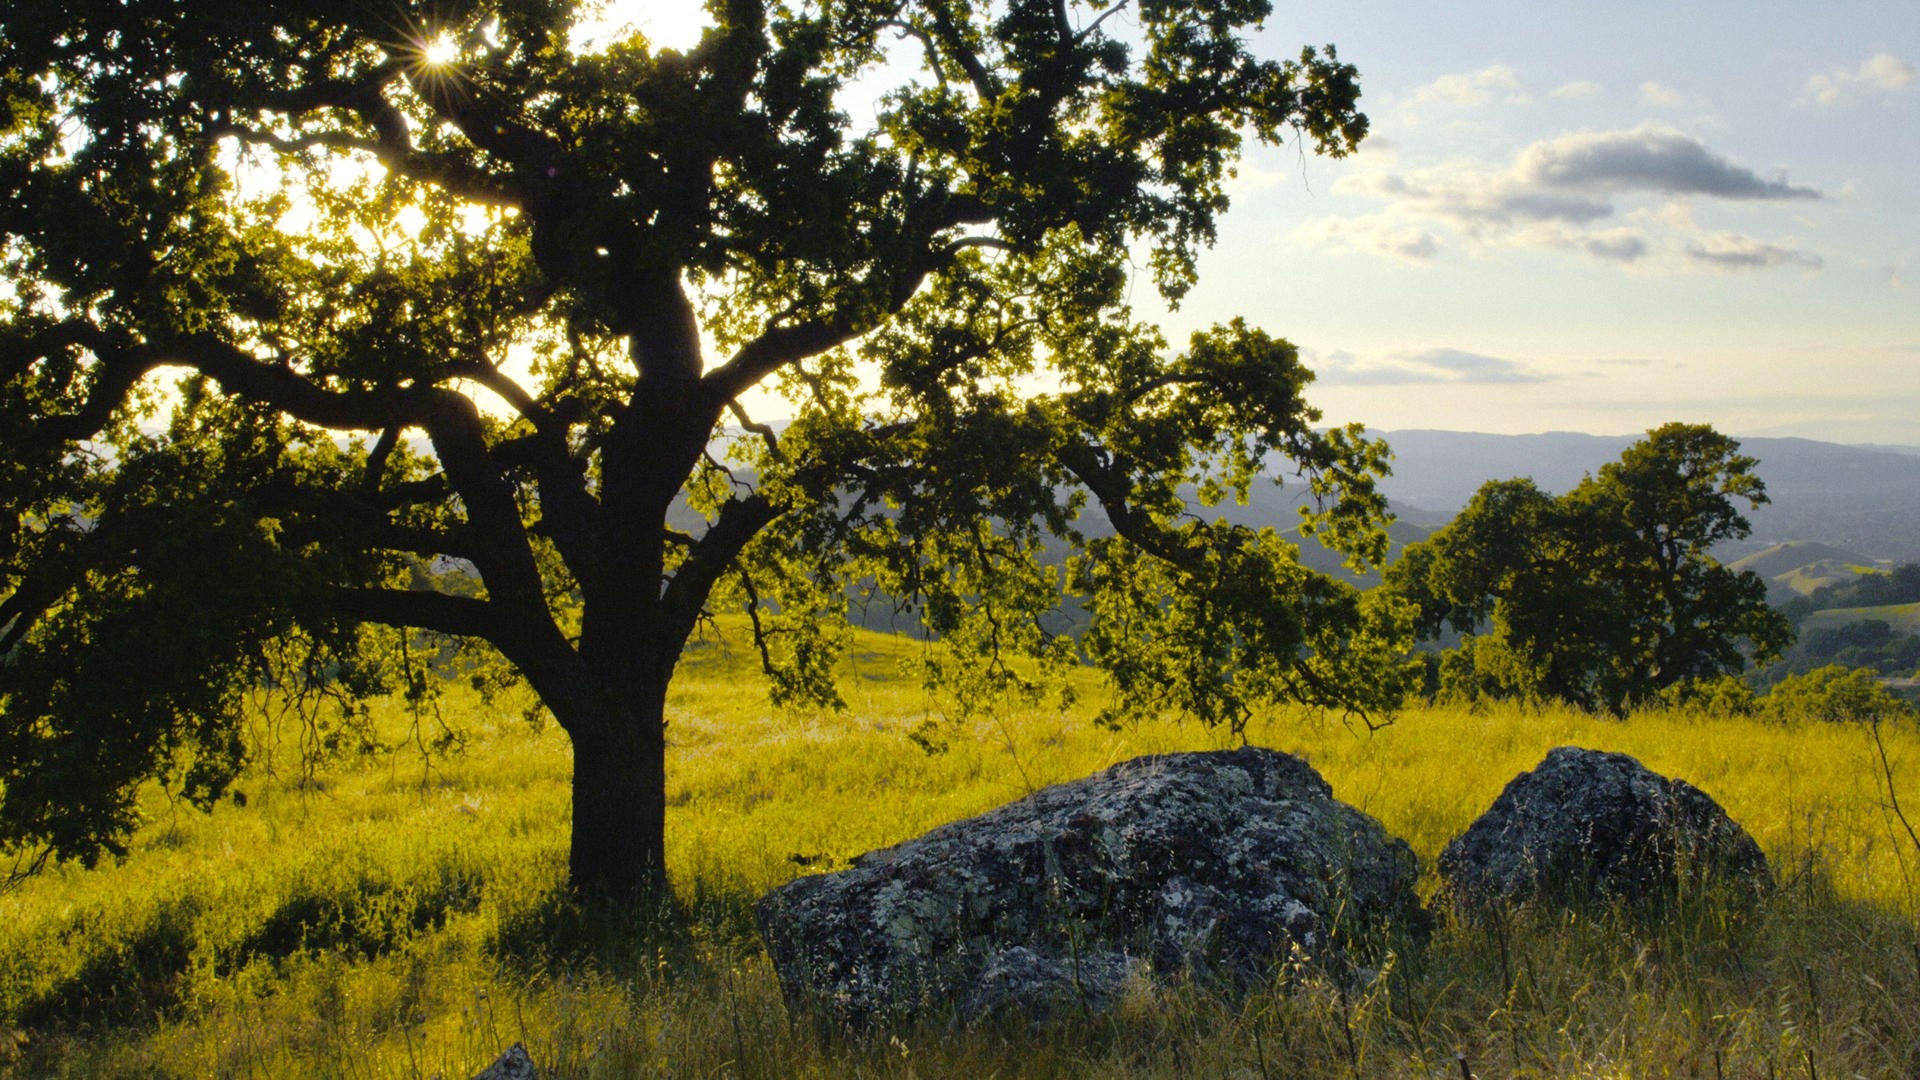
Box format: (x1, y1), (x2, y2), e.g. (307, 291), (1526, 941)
(1800, 602), (1920, 638)
(2, 620), (1918, 1077)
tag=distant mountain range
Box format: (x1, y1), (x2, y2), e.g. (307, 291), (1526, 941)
(1365, 430), (1920, 565)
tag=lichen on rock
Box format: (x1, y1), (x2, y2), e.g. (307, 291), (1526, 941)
(1438, 745), (1770, 914)
(755, 747), (1426, 1026)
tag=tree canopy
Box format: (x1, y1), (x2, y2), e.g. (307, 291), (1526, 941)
(1, 0), (1406, 898)
(1388, 423), (1792, 713)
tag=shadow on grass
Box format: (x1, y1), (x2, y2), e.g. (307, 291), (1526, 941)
(487, 877), (765, 984)
(11, 856), (489, 1036)
(12, 900), (200, 1034)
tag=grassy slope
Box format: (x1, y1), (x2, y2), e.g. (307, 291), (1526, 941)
(1727, 542), (1885, 602)
(3, 622), (1919, 1077)
(1800, 602), (1920, 637)
(1727, 540), (1877, 583)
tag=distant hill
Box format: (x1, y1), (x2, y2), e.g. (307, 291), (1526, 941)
(1728, 541), (1877, 581)
(1799, 603), (1920, 638)
(1728, 541), (1885, 600)
(1368, 430), (1920, 564)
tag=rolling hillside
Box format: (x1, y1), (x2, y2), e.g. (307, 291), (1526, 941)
(1728, 541), (1887, 600)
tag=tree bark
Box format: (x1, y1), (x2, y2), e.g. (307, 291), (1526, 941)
(561, 680), (671, 903)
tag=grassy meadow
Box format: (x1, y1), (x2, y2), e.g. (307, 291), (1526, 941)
(3, 621), (1919, 1078)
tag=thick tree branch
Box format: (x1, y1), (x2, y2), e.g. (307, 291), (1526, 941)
(452, 357), (544, 423)
(171, 333), (438, 431)
(8, 322), (164, 446)
(366, 476), (452, 512)
(415, 394), (550, 611)
(152, 342), (568, 602)
(882, 20), (950, 84)
(173, 332), (581, 684)
(448, 356), (602, 587)
(727, 399), (783, 461)
(938, 234), (1015, 258)
(699, 174), (999, 403)
(1056, 438), (1194, 567)
(923, 0), (998, 100)
(0, 559), (71, 655)
(221, 119), (519, 207)
(702, 317), (860, 403)
(405, 66), (567, 182)
(332, 586), (500, 640)
(361, 427), (401, 495)
(658, 491), (780, 675)
(242, 60), (522, 206)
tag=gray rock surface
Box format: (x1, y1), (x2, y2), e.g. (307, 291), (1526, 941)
(470, 1042), (536, 1080)
(755, 747), (1425, 1025)
(1438, 746), (1770, 912)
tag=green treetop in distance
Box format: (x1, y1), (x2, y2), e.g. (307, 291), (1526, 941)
(1387, 422), (1793, 714)
(0, 0), (1407, 901)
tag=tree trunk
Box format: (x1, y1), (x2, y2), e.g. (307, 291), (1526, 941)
(563, 681), (671, 904)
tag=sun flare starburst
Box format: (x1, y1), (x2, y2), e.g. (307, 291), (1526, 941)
(419, 31), (460, 67)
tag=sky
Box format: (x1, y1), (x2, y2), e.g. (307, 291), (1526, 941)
(608, 1), (1920, 446)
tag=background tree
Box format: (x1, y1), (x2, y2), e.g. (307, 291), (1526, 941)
(1389, 423), (1792, 713)
(1764, 665), (1916, 726)
(0, 0), (1405, 900)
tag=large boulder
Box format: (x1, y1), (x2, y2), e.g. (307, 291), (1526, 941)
(755, 747), (1425, 1025)
(1438, 746), (1770, 912)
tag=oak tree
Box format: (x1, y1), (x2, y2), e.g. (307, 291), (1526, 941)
(1389, 423), (1792, 713)
(1, 0), (1404, 899)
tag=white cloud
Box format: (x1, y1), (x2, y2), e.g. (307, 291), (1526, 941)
(1515, 126), (1820, 200)
(1685, 234), (1823, 272)
(1336, 126), (1817, 232)
(1344, 168), (1612, 230)
(1294, 215), (1442, 262)
(1410, 348), (1546, 383)
(1403, 65), (1529, 109)
(1803, 53), (1916, 106)
(1863, 53), (1918, 90)
(1638, 81), (1688, 107)
(1550, 80), (1603, 100)
(1314, 348), (1547, 386)
(1302, 126), (1822, 271)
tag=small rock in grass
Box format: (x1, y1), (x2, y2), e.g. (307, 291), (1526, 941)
(470, 1042), (536, 1080)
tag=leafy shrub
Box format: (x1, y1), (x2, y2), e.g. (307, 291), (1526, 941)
(1762, 665), (1916, 725)
(1657, 675), (1758, 718)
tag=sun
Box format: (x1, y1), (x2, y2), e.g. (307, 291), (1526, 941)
(420, 32), (460, 67)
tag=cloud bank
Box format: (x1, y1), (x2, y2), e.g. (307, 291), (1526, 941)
(1304, 124), (1822, 270)
(1514, 126), (1820, 200)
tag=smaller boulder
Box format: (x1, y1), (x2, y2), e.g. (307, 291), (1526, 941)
(470, 1043), (536, 1080)
(1438, 746), (1769, 912)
